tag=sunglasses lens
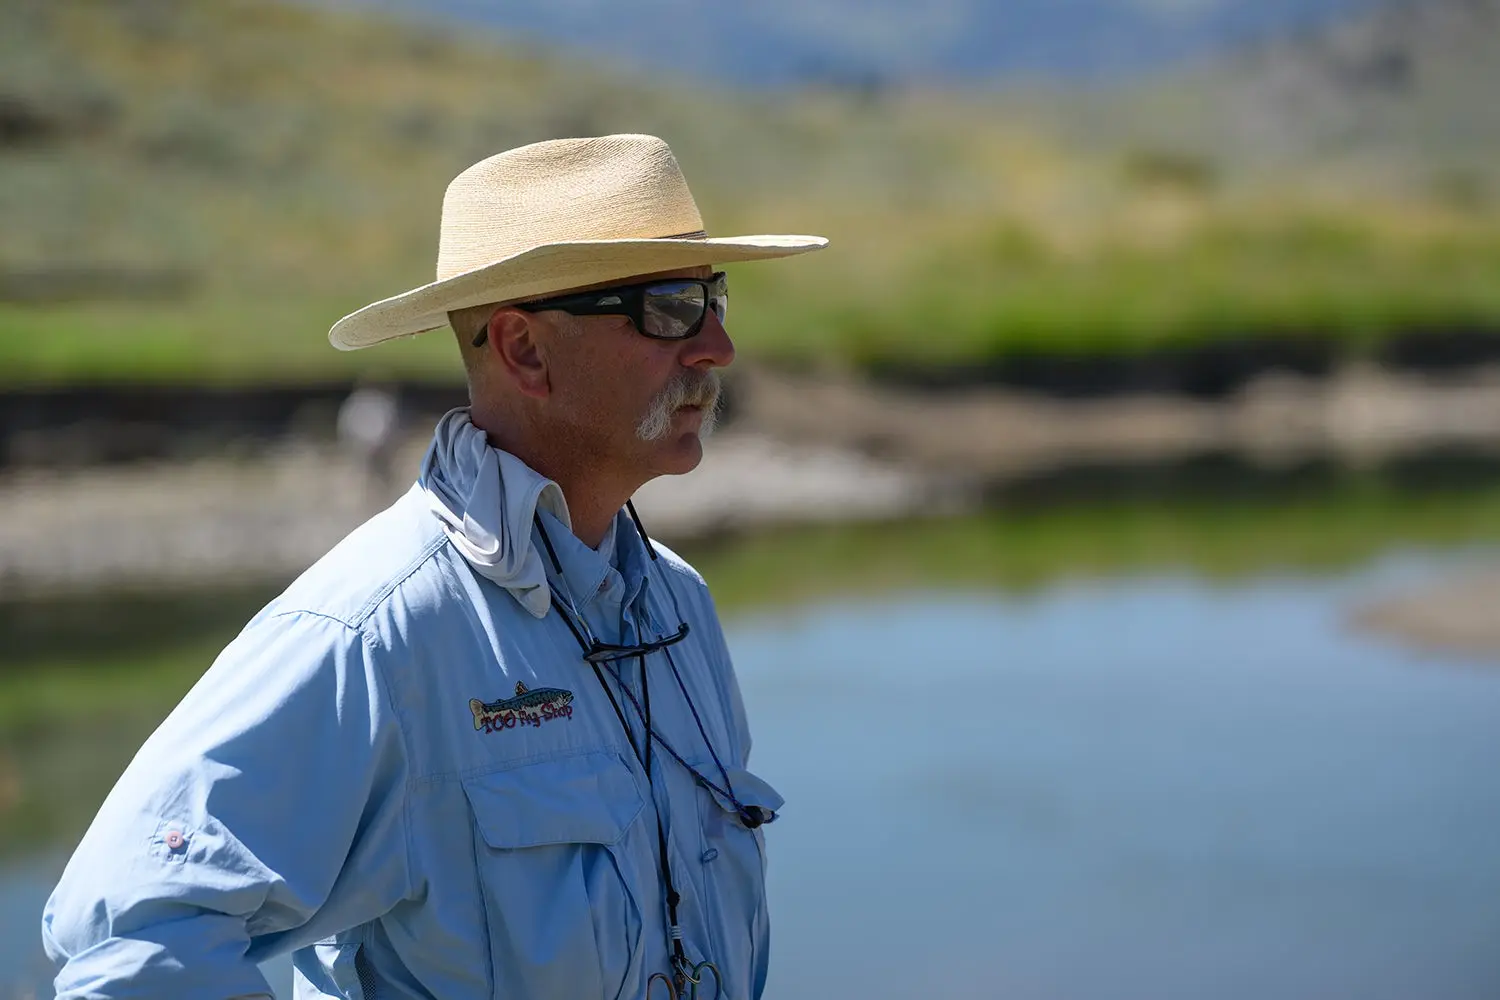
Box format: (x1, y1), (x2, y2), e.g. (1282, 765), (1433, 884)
(710, 273), (728, 323)
(642, 281), (707, 339)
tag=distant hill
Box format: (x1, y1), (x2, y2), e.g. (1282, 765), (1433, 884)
(1073, 0), (1500, 177)
(1, 0), (1497, 387)
(324, 0), (1388, 88)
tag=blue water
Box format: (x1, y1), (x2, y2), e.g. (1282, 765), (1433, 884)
(9, 551), (1500, 999)
(745, 555), (1500, 999)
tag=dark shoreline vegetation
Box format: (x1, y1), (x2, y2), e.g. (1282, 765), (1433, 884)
(3, 456), (1499, 856)
(3, 0), (1500, 385)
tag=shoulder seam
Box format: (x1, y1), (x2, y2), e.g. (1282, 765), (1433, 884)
(280, 533), (448, 630)
(262, 608), (361, 631)
(648, 540), (707, 587)
(352, 533), (449, 627)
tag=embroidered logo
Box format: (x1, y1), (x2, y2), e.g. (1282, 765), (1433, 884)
(469, 682), (575, 733)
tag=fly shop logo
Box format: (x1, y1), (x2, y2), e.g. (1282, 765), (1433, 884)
(469, 682), (575, 733)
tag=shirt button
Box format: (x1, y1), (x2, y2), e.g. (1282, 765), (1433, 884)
(164, 830), (186, 851)
(700, 848), (719, 863)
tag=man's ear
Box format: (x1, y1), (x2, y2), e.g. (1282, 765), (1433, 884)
(485, 308), (551, 399)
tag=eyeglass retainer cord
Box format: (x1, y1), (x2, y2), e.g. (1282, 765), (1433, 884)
(532, 503), (773, 829)
(531, 502), (774, 990)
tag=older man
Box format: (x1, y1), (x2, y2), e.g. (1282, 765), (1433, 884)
(43, 134), (826, 999)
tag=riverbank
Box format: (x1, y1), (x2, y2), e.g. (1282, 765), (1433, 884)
(0, 430), (936, 596)
(732, 362), (1500, 479)
(2, 359), (1500, 599)
(2, 361), (1500, 596)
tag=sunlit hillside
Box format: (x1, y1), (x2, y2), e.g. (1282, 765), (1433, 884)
(1, 0), (1498, 385)
(1060, 0), (1500, 177)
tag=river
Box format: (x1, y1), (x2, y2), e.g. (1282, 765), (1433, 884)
(3, 487), (1499, 998)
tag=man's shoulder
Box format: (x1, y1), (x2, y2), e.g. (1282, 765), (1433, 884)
(267, 484), (453, 631)
(647, 538), (709, 592)
(646, 538), (726, 624)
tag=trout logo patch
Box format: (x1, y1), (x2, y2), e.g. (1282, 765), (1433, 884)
(470, 682), (575, 733)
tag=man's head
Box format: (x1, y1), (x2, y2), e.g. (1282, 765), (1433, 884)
(329, 135), (823, 353)
(450, 264), (732, 484)
(325, 134), (824, 523)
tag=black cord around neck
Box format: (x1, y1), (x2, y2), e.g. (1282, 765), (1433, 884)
(532, 508), (688, 969)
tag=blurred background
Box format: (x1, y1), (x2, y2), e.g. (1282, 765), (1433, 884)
(3, 0), (1499, 996)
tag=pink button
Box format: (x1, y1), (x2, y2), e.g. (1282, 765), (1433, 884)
(165, 830), (186, 851)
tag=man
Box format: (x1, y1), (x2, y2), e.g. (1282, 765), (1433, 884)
(42, 134), (826, 999)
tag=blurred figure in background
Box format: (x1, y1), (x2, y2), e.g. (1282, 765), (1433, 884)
(336, 382), (402, 490)
(42, 134), (825, 999)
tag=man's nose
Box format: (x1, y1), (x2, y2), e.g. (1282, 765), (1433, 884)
(679, 309), (735, 369)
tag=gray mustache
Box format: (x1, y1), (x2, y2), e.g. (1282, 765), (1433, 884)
(636, 370), (722, 441)
(669, 370), (720, 409)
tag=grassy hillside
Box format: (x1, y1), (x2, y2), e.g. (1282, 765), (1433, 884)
(1057, 0), (1500, 176)
(1, 0), (1498, 385)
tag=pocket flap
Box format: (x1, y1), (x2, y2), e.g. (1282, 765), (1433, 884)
(462, 751), (644, 849)
(701, 767), (785, 817)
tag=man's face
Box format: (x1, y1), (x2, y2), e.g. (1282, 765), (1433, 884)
(540, 265), (735, 482)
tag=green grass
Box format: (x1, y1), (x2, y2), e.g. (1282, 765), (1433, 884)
(8, 215), (1500, 383)
(3, 0), (1500, 385)
(0, 299), (456, 384)
(758, 218), (1500, 369)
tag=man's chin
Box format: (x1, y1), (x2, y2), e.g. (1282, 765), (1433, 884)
(653, 430), (705, 476)
(635, 404), (715, 476)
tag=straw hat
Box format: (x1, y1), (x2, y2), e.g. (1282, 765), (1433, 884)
(329, 134), (828, 350)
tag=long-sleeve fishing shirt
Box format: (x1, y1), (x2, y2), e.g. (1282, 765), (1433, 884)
(41, 440), (782, 999)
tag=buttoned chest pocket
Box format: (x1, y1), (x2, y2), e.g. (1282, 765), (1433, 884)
(462, 751), (646, 1000)
(693, 767), (784, 1000)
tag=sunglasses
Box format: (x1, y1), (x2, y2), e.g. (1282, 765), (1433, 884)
(473, 272), (727, 347)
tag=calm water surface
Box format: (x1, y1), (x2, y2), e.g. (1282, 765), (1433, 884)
(7, 550), (1500, 999)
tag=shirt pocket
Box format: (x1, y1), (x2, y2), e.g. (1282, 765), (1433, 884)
(462, 750), (647, 1000)
(693, 767), (785, 999)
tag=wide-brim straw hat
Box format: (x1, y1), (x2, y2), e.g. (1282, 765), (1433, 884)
(329, 134), (828, 350)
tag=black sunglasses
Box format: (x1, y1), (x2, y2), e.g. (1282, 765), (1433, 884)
(581, 623), (691, 664)
(473, 272), (727, 347)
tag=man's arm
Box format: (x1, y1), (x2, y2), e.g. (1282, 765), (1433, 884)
(43, 610), (411, 999)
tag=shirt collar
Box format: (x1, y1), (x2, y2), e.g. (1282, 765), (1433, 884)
(419, 408), (570, 619)
(534, 507), (621, 612)
(611, 509), (657, 615)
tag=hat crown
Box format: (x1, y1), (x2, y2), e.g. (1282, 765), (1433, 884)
(435, 134), (706, 280)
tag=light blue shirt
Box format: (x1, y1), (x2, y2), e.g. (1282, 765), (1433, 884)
(42, 481), (782, 999)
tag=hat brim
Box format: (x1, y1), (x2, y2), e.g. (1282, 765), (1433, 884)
(328, 234), (828, 350)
